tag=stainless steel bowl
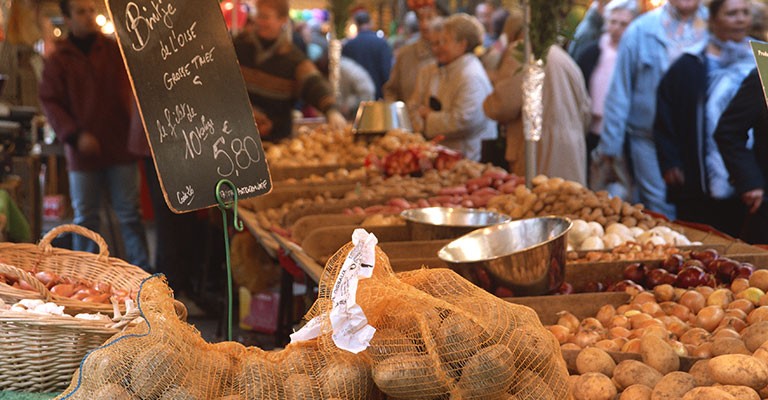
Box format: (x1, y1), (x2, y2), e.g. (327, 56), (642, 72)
(401, 207), (511, 240)
(438, 216), (572, 296)
(353, 101), (413, 135)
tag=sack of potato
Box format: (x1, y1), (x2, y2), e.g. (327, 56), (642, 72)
(298, 236), (569, 400)
(58, 230), (568, 400)
(55, 275), (379, 400)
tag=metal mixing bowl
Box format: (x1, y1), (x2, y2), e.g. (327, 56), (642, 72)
(353, 101), (413, 135)
(438, 216), (572, 296)
(401, 207), (511, 240)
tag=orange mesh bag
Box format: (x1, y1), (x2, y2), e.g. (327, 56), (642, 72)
(57, 229), (567, 400)
(302, 234), (571, 400)
(55, 275), (379, 400)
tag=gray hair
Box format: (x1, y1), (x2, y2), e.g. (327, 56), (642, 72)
(604, 0), (639, 18)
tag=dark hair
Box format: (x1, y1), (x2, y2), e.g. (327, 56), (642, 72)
(709, 0), (727, 19)
(490, 9), (509, 37)
(354, 11), (371, 26)
(60, 0), (71, 17)
(258, 0), (289, 18)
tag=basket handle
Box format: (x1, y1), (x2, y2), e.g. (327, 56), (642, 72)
(39, 224), (110, 260)
(0, 262), (53, 301)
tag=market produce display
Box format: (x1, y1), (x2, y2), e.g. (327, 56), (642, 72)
(265, 128), (424, 168)
(57, 243), (569, 400)
(487, 175), (662, 228)
(567, 220), (695, 252)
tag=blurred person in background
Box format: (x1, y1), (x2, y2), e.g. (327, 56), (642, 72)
(537, 45), (592, 184)
(480, 8), (510, 73)
(475, 1), (496, 47)
(655, 0), (753, 236)
(576, 0), (637, 186)
(595, 0), (708, 219)
(715, 68), (768, 243)
(568, 0), (610, 58)
(407, 17), (444, 132)
(39, 0), (150, 270)
(342, 10), (393, 99)
(384, 0), (443, 102)
(482, 8), (525, 175)
(414, 13), (496, 161)
(233, 0), (345, 141)
(337, 57), (376, 119)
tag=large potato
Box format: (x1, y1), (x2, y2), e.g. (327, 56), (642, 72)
(639, 336), (679, 374)
(507, 369), (557, 400)
(688, 359), (715, 387)
(711, 337), (750, 356)
(708, 354), (768, 390)
(507, 325), (557, 373)
(320, 353), (372, 400)
(283, 373), (320, 400)
(681, 387), (736, 400)
(237, 355), (282, 400)
(129, 344), (187, 399)
(649, 371), (695, 400)
(435, 313), (489, 378)
(619, 384), (652, 400)
(612, 360), (663, 391)
(576, 347), (616, 377)
(716, 385), (760, 400)
(572, 372), (617, 400)
(91, 383), (133, 400)
(372, 354), (451, 399)
(457, 344), (516, 399)
(741, 321), (768, 353)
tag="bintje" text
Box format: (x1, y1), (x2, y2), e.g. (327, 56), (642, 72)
(124, 0), (176, 52)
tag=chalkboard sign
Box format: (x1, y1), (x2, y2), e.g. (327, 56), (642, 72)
(106, 0), (271, 213)
(752, 41), (768, 106)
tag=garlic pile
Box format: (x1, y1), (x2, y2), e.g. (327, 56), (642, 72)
(568, 220), (698, 251)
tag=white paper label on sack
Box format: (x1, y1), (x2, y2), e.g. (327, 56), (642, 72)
(290, 229), (377, 353)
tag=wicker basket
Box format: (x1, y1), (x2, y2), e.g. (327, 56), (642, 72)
(0, 224), (150, 315)
(0, 306), (129, 392)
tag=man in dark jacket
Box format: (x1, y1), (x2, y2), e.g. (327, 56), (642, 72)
(39, 0), (149, 269)
(342, 11), (393, 99)
(714, 68), (768, 243)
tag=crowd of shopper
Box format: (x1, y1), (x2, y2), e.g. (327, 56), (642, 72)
(35, 0), (768, 275)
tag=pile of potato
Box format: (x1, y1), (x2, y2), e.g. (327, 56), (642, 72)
(567, 242), (684, 263)
(254, 160), (497, 230)
(569, 345), (768, 400)
(548, 270), (768, 358)
(487, 175), (663, 228)
(266, 128), (425, 167)
(278, 167), (371, 186)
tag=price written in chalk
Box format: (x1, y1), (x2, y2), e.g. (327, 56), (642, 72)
(108, 0), (271, 212)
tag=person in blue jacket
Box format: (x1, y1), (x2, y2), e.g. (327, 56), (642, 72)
(595, 0), (708, 219)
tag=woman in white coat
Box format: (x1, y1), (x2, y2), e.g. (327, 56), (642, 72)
(413, 13), (497, 161)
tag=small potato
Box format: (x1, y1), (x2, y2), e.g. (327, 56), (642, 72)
(681, 387), (736, 400)
(709, 354), (768, 390)
(612, 360), (663, 391)
(741, 321), (768, 353)
(576, 347), (616, 377)
(650, 371), (695, 400)
(689, 359), (715, 387)
(639, 335), (679, 374)
(716, 385), (760, 400)
(572, 372), (617, 400)
(619, 384), (652, 400)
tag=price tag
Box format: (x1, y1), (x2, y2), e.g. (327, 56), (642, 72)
(106, 0), (271, 212)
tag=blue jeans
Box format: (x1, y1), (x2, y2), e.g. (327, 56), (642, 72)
(68, 163), (150, 270)
(628, 133), (676, 220)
